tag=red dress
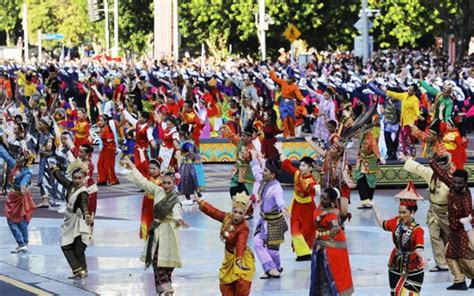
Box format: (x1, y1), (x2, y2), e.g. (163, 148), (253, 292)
(260, 124), (282, 159)
(282, 159), (317, 257)
(310, 207), (353, 295)
(140, 176), (161, 240)
(97, 126), (119, 184)
(383, 216), (424, 295)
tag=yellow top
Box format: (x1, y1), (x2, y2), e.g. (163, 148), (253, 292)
(387, 90), (420, 126)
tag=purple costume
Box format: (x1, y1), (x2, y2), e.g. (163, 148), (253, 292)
(250, 160), (287, 273)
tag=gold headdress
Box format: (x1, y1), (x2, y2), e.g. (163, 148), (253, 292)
(232, 192), (252, 211)
(67, 160), (88, 178)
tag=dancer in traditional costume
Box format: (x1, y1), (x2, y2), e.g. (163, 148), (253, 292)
(196, 192), (256, 296)
(269, 67), (304, 138)
(275, 141), (318, 261)
(305, 137), (355, 224)
(139, 158), (162, 240)
(220, 124), (256, 198)
(121, 157), (186, 295)
(372, 181), (428, 296)
(96, 115), (119, 185)
(72, 108), (91, 149)
(430, 158), (474, 290)
(401, 154), (450, 272)
(178, 123), (205, 206)
(122, 107), (158, 177)
(0, 142), (35, 253)
(182, 100), (203, 147)
(249, 151), (288, 279)
(50, 160), (93, 279)
(158, 116), (180, 173)
(355, 128), (385, 209)
(259, 109), (282, 159)
(310, 188), (354, 296)
(74, 144), (98, 235)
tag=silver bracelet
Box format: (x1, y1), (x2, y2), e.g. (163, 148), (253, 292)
(464, 223), (473, 232)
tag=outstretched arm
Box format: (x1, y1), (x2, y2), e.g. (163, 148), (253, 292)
(372, 203), (384, 228)
(50, 166), (72, 188)
(196, 198), (226, 222)
(429, 158), (452, 187)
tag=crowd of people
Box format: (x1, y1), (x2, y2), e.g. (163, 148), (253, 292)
(1, 47), (474, 295)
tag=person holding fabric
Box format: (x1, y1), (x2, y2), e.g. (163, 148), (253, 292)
(275, 142), (318, 261)
(429, 158), (474, 290)
(195, 192), (256, 296)
(0, 142), (35, 254)
(121, 157), (186, 295)
(269, 67), (304, 138)
(310, 187), (354, 296)
(401, 154), (451, 272)
(372, 181), (428, 296)
(355, 128), (385, 209)
(249, 151), (289, 279)
(97, 115), (119, 186)
(50, 160), (92, 279)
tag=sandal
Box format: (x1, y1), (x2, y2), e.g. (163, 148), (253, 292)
(259, 271), (280, 279)
(429, 265), (449, 272)
(68, 269), (87, 279)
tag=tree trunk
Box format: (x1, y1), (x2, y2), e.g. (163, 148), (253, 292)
(6, 30), (11, 46)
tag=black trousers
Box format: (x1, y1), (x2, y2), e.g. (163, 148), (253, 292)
(229, 182), (250, 198)
(61, 236), (87, 273)
(384, 131), (399, 159)
(357, 176), (375, 201)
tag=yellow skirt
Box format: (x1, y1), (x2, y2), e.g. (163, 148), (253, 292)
(219, 248), (255, 284)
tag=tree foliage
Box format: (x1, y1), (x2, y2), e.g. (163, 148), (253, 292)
(26, 0), (100, 49)
(118, 0), (154, 55)
(0, 0), (22, 46)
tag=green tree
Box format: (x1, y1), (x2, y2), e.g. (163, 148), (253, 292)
(26, 0), (100, 50)
(368, 0), (442, 49)
(0, 0), (23, 46)
(118, 0), (154, 55)
(178, 0), (361, 59)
